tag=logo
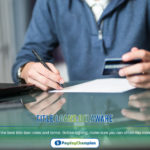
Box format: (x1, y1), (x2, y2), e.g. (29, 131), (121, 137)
(55, 140), (61, 146)
(51, 139), (99, 148)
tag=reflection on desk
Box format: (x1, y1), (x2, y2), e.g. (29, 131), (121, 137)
(25, 92), (66, 116)
(0, 81), (149, 149)
(22, 87), (147, 126)
(122, 90), (150, 122)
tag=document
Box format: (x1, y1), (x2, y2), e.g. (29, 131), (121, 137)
(49, 78), (135, 93)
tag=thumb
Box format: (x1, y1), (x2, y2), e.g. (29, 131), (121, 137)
(131, 47), (139, 52)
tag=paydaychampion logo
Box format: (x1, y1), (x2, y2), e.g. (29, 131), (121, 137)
(51, 139), (99, 148)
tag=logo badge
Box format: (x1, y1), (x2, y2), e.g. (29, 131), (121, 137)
(51, 139), (99, 148)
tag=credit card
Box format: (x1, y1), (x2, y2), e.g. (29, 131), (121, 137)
(103, 58), (142, 75)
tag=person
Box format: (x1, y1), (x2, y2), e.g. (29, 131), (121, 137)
(12, 0), (150, 91)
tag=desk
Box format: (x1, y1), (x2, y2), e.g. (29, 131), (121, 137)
(0, 81), (150, 149)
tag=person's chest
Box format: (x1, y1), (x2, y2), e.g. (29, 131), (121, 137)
(49, 0), (150, 80)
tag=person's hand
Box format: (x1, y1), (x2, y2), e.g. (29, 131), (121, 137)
(121, 91), (150, 121)
(21, 62), (64, 91)
(119, 47), (150, 89)
(25, 92), (66, 116)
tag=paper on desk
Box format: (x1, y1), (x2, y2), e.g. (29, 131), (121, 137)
(49, 78), (135, 93)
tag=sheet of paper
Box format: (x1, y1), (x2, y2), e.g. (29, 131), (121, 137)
(49, 78), (135, 93)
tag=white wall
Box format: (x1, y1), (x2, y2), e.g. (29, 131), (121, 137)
(0, 0), (15, 82)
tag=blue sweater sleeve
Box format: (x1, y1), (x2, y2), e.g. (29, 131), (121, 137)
(12, 0), (58, 83)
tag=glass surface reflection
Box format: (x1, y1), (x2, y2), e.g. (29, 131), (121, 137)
(0, 83), (150, 149)
(122, 90), (150, 122)
(22, 88), (150, 126)
(24, 92), (66, 116)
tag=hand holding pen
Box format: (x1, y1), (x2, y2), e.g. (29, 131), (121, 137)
(19, 50), (64, 91)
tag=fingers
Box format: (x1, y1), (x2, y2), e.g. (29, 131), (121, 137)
(127, 75), (150, 84)
(27, 77), (49, 91)
(44, 92), (64, 106)
(128, 91), (150, 108)
(131, 47), (139, 53)
(28, 93), (63, 111)
(21, 62), (64, 91)
(120, 48), (150, 89)
(35, 93), (63, 109)
(46, 63), (59, 74)
(35, 92), (49, 103)
(26, 92), (50, 108)
(35, 63), (64, 84)
(122, 48), (150, 62)
(127, 78), (150, 89)
(121, 109), (150, 121)
(40, 98), (66, 115)
(119, 62), (150, 77)
(25, 92), (65, 116)
(129, 91), (150, 100)
(128, 99), (150, 108)
(29, 70), (63, 90)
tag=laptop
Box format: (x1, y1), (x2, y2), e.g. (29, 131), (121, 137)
(0, 83), (35, 97)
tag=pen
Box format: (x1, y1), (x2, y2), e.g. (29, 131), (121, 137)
(32, 49), (63, 88)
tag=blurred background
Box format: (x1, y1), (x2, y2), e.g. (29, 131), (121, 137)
(0, 0), (68, 83)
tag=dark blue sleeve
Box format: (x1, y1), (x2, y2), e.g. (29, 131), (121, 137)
(12, 0), (58, 83)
